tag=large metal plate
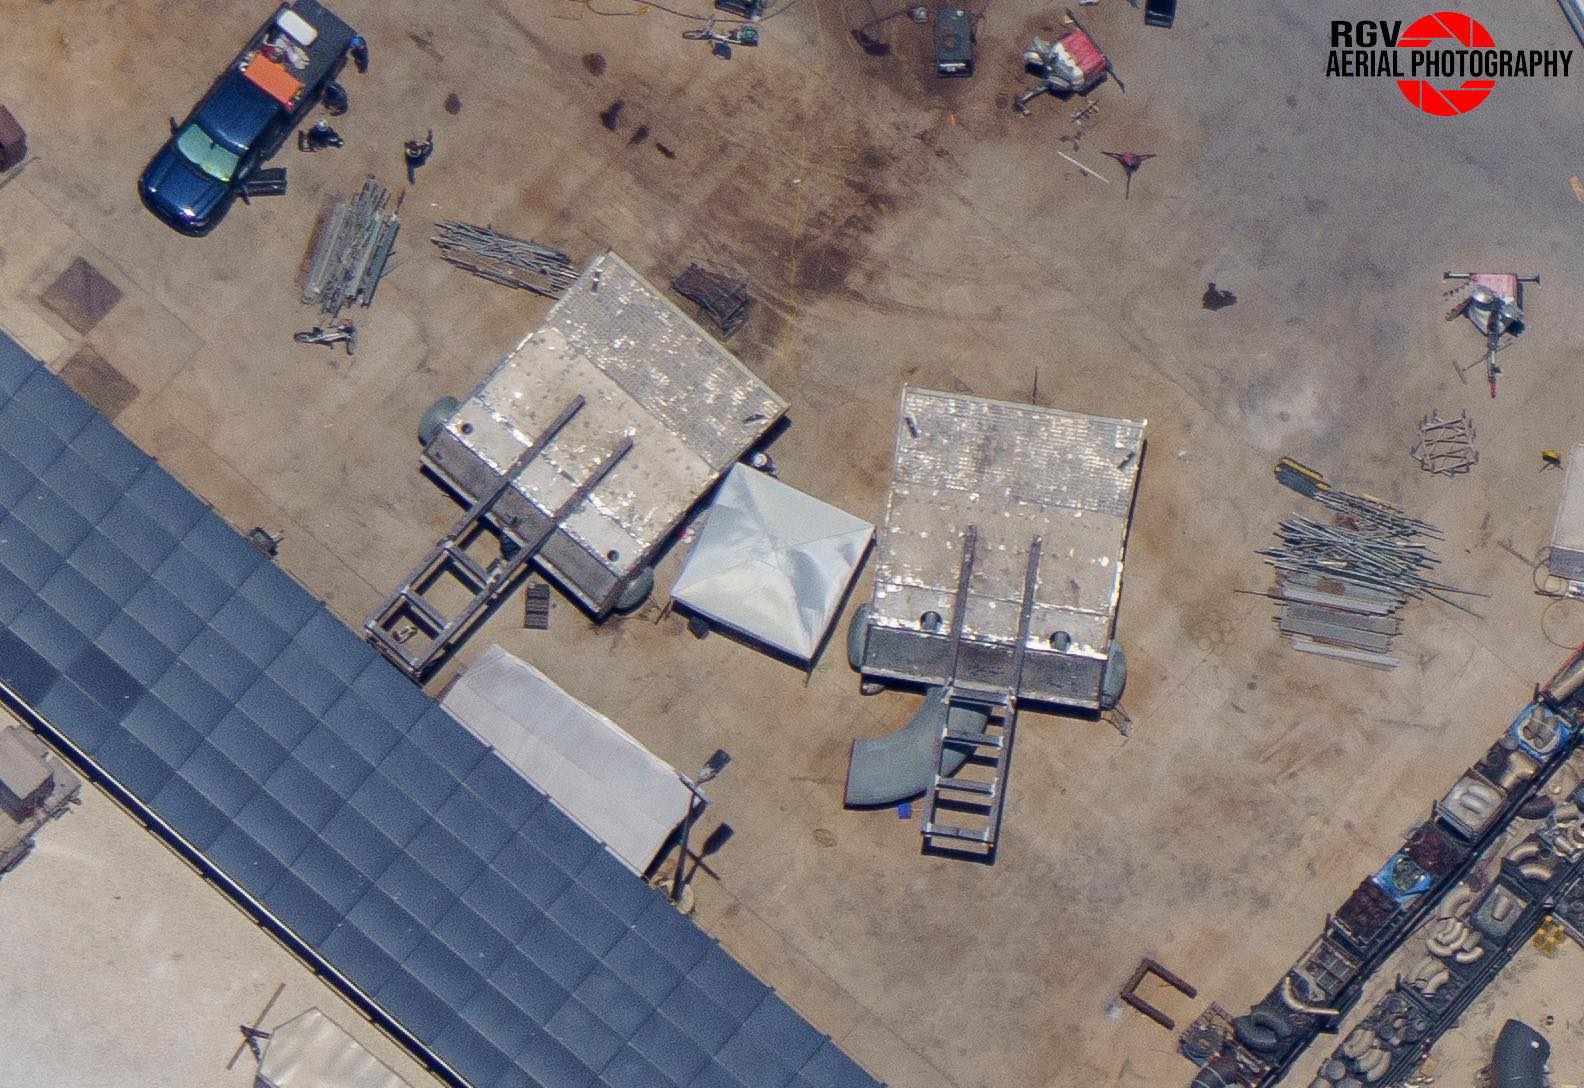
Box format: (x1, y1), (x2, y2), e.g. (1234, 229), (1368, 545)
(864, 388), (1143, 703)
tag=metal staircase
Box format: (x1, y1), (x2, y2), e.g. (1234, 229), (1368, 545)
(921, 530), (1042, 859)
(366, 395), (631, 681)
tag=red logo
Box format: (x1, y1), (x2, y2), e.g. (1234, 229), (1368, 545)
(1395, 12), (1495, 115)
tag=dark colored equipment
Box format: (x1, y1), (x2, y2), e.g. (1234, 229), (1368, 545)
(403, 128), (433, 184)
(1144, 0), (1178, 28)
(296, 119), (343, 151)
(935, 8), (976, 76)
(321, 80), (348, 115)
(671, 263), (755, 338)
(0, 105), (26, 171)
(1493, 1020), (1549, 1088)
(241, 166), (288, 198)
(1102, 150), (1155, 198)
(671, 750), (731, 902)
(293, 320), (356, 354)
(138, 0), (360, 235)
(1120, 958), (1198, 1031)
(714, 0), (763, 15)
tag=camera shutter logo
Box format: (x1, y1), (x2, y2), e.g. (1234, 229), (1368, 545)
(1396, 12), (1496, 116)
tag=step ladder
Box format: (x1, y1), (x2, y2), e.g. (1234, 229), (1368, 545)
(366, 395), (631, 681)
(921, 532), (1042, 859)
(522, 582), (552, 630)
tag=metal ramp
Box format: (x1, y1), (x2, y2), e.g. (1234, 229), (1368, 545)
(366, 395), (631, 680)
(921, 530), (1042, 859)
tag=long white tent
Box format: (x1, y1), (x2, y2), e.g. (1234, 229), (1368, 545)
(440, 646), (692, 874)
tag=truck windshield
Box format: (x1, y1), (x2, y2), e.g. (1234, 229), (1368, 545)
(175, 124), (240, 182)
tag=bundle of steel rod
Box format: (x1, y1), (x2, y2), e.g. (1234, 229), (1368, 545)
(1259, 481), (1477, 668)
(671, 263), (755, 338)
(430, 221), (577, 298)
(302, 177), (399, 316)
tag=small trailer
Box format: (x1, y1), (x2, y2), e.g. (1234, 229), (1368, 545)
(371, 252), (787, 680)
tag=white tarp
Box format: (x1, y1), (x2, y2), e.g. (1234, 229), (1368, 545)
(672, 464), (873, 661)
(441, 646), (691, 873)
(256, 1008), (411, 1088)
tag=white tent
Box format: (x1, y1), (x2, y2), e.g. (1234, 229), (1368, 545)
(671, 464), (873, 661)
(256, 1008), (411, 1088)
(441, 646), (692, 874)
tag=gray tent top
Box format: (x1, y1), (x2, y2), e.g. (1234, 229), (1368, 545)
(671, 465), (873, 661)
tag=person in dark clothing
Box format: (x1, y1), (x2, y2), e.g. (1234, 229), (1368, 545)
(349, 35), (369, 73)
(322, 81), (349, 116)
(297, 119), (343, 152)
(404, 129), (434, 184)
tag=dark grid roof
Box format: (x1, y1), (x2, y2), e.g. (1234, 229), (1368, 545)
(0, 332), (880, 1088)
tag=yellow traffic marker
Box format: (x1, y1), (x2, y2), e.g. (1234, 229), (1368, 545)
(1543, 449), (1564, 470)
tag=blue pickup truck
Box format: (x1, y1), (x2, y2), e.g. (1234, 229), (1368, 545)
(138, 0), (358, 235)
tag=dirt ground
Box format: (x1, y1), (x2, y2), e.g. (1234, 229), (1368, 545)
(2, 0), (1584, 1086)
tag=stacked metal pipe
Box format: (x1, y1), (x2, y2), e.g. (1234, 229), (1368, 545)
(1261, 482), (1476, 668)
(303, 177), (399, 316)
(430, 221), (578, 298)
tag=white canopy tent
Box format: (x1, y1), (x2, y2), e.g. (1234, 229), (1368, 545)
(671, 464), (873, 661)
(256, 1009), (411, 1088)
(440, 646), (692, 874)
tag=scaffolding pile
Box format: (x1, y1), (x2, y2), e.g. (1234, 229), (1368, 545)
(302, 177), (399, 316)
(430, 222), (578, 298)
(670, 263), (755, 338)
(1260, 461), (1478, 669)
(1410, 409), (1478, 475)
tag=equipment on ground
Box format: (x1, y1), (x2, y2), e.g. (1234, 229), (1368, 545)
(292, 321), (356, 354)
(297, 119), (343, 151)
(1016, 10), (1115, 113)
(0, 722), (80, 877)
(0, 105), (27, 173)
(1444, 271), (1539, 398)
(935, 8), (976, 76)
(684, 22), (760, 50)
(1492, 1020), (1549, 1088)
(1103, 150), (1155, 198)
(1144, 0), (1178, 28)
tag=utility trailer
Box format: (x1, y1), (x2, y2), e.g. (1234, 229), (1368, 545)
(371, 251), (787, 680)
(847, 389), (1144, 857)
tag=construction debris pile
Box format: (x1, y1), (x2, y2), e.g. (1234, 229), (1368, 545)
(431, 221), (577, 298)
(303, 177), (399, 316)
(671, 263), (755, 338)
(1259, 459), (1478, 669)
(1410, 409), (1478, 475)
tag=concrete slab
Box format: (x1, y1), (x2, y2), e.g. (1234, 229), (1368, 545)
(2, 0), (1584, 1086)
